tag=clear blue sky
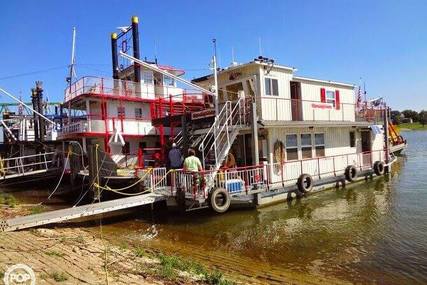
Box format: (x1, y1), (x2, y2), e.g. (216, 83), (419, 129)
(1, 0), (426, 111)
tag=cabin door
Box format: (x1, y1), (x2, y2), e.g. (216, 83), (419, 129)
(361, 130), (372, 166)
(290, 81), (302, 121)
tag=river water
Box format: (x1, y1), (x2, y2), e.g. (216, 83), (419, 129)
(101, 130), (427, 284)
(8, 131), (427, 284)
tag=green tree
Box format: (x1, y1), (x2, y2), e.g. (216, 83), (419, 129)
(419, 110), (427, 127)
(390, 110), (401, 124)
(402, 109), (419, 122)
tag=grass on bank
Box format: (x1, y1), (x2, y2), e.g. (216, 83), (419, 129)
(132, 246), (234, 285)
(0, 193), (17, 208)
(397, 122), (427, 130)
(157, 253), (234, 285)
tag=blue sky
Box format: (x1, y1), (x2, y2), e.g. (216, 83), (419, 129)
(0, 0), (426, 111)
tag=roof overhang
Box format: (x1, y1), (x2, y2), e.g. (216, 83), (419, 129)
(262, 120), (371, 128)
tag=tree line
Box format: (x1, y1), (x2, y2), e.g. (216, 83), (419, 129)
(391, 110), (427, 126)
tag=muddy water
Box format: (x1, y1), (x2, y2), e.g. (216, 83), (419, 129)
(101, 131), (427, 284)
(7, 131), (427, 284)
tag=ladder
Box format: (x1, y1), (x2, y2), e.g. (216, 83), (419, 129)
(0, 193), (166, 232)
(198, 97), (246, 188)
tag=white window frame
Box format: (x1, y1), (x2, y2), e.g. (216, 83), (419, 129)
(326, 90), (336, 107)
(135, 108), (143, 119)
(163, 75), (175, 87)
(300, 133), (313, 159)
(117, 106), (125, 117)
(314, 133), (325, 157)
(285, 134), (298, 161)
(142, 70), (154, 85)
(264, 77), (279, 96)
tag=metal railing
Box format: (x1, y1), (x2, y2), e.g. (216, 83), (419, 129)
(259, 96), (384, 123)
(64, 76), (206, 104)
(0, 152), (56, 179)
(150, 149), (386, 200)
(199, 97), (246, 170)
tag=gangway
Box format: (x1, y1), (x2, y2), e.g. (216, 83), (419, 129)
(0, 152), (58, 181)
(0, 192), (166, 232)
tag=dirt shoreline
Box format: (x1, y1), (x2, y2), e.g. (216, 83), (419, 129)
(0, 199), (351, 285)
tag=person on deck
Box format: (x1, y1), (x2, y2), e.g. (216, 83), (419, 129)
(168, 143), (183, 169)
(224, 152), (236, 169)
(183, 148), (203, 172)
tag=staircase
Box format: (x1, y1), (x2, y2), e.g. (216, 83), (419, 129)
(198, 97), (246, 188)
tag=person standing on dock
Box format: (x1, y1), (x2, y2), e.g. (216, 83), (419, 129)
(183, 148), (203, 172)
(168, 143), (183, 170)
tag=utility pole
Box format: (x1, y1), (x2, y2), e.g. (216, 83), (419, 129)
(212, 39), (219, 117)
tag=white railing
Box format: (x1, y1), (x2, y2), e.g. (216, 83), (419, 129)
(0, 152), (56, 178)
(64, 76), (205, 104)
(199, 97), (246, 171)
(260, 97), (357, 122)
(153, 149), (386, 200)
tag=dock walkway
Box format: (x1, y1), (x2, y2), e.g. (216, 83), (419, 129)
(0, 193), (166, 232)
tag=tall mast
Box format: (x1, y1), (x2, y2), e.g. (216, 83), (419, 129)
(212, 39), (219, 117)
(68, 27), (77, 90)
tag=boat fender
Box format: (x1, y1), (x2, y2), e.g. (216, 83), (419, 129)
(297, 173), (313, 193)
(345, 165), (357, 182)
(373, 161), (385, 176)
(209, 188), (231, 213)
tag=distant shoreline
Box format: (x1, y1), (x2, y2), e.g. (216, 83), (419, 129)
(397, 122), (427, 131)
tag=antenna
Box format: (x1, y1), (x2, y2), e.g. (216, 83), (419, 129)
(67, 27), (77, 87)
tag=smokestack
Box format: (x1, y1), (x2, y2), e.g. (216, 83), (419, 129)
(31, 88), (39, 141)
(111, 32), (119, 79)
(131, 16), (141, 83)
(35, 81), (45, 142)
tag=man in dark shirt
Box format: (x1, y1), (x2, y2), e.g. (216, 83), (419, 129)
(168, 143), (183, 169)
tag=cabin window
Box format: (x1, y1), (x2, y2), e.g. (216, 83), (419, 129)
(315, 133), (325, 157)
(142, 71), (154, 85)
(326, 90), (336, 107)
(265, 78), (279, 96)
(117, 106), (125, 117)
(285, 134), (298, 161)
(135, 108), (143, 119)
(301, 134), (313, 159)
(122, 142), (130, 155)
(350, 131), (356, 147)
(163, 76), (175, 87)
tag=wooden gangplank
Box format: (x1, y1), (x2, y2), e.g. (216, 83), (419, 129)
(0, 193), (166, 232)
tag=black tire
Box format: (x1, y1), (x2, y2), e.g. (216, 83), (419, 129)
(209, 188), (231, 213)
(345, 165), (357, 182)
(374, 161), (385, 176)
(297, 174), (313, 193)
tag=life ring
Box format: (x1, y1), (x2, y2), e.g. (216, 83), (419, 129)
(297, 173), (313, 193)
(209, 188), (231, 213)
(345, 165), (357, 182)
(373, 161), (385, 176)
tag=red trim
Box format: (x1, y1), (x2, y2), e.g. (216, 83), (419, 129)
(335, 90), (340, 110)
(320, 88), (326, 103)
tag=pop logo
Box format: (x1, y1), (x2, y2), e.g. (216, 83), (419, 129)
(3, 264), (35, 285)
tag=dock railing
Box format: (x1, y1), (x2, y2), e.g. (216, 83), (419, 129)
(157, 149), (385, 200)
(0, 152), (56, 180)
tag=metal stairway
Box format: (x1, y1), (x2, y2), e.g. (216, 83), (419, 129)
(0, 193), (166, 232)
(198, 97), (246, 187)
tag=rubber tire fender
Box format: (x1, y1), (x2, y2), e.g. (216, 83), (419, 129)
(373, 161), (385, 176)
(175, 187), (186, 213)
(297, 173), (313, 193)
(344, 165), (357, 182)
(209, 188), (231, 213)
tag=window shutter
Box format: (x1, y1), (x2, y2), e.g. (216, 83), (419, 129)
(335, 90), (340, 110)
(320, 88), (326, 103)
